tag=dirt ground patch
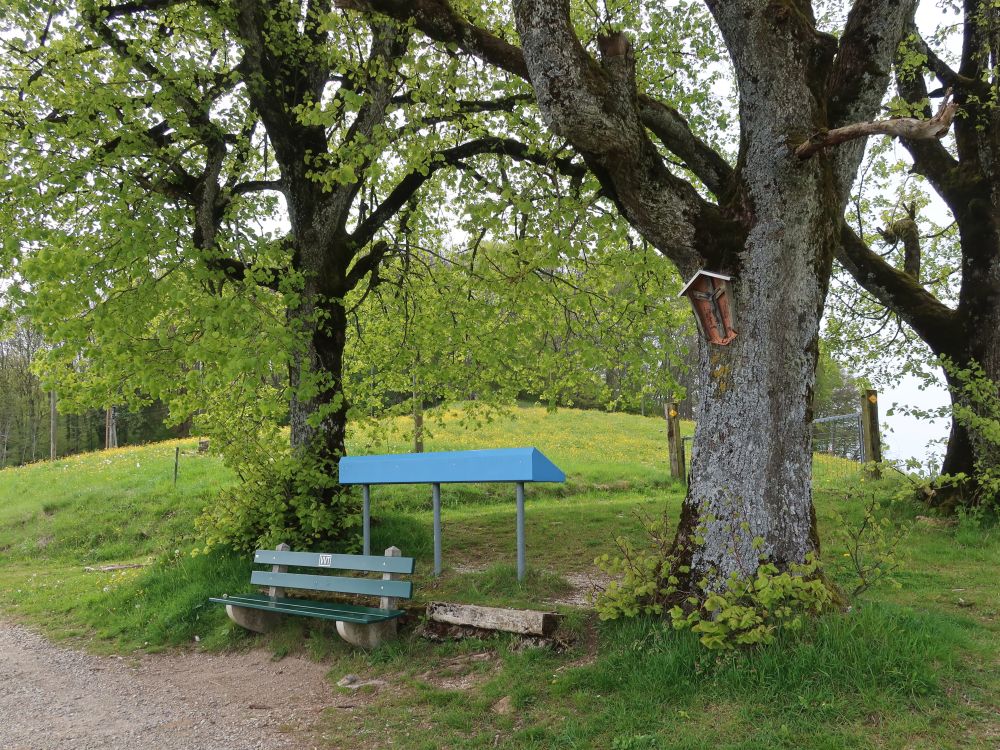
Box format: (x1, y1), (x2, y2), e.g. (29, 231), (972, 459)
(0, 621), (337, 750)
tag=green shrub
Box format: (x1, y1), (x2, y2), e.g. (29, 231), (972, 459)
(194, 432), (359, 553)
(829, 486), (908, 597)
(595, 510), (832, 650)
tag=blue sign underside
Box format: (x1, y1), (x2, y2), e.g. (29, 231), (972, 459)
(339, 447), (565, 485)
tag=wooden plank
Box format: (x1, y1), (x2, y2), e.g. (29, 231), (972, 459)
(267, 541), (290, 599)
(211, 594), (404, 624)
(253, 550), (415, 574)
(380, 546), (402, 610)
(250, 570), (413, 600)
(426, 601), (560, 636)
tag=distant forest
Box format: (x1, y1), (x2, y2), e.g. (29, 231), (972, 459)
(1, 318), (860, 468)
(0, 323), (184, 467)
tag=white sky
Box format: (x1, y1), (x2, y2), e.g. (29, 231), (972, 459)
(882, 374), (949, 468)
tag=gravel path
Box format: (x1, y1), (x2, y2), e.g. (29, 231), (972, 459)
(0, 621), (336, 750)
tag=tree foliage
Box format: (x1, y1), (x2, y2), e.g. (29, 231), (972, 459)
(828, 1), (1000, 506)
(1, 0), (694, 550)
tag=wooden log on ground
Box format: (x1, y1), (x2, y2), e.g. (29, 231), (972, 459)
(83, 563), (146, 572)
(427, 602), (560, 636)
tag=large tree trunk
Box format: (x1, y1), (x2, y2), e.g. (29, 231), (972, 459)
(287, 278), (351, 500)
(509, 0), (913, 588)
(675, 224), (831, 581)
(667, 1), (841, 582)
(835, 3), (1000, 510)
(938, 253), (1000, 504)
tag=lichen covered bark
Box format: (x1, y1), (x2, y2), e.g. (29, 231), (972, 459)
(513, 0), (914, 586)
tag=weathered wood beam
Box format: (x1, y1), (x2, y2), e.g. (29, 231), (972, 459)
(426, 602), (560, 636)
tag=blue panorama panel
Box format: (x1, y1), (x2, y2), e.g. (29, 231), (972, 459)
(338, 447), (566, 485)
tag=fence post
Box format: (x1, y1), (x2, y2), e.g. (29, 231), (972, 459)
(665, 402), (686, 484)
(49, 391), (57, 461)
(861, 389), (882, 478)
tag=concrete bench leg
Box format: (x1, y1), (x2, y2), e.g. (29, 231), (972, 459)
(226, 604), (283, 633)
(336, 619), (398, 648)
(227, 541), (289, 633)
(336, 545), (403, 648)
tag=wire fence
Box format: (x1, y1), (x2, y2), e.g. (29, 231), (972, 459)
(812, 412), (865, 487)
(813, 413), (864, 461)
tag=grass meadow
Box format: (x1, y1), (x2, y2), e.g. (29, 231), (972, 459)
(0, 405), (997, 748)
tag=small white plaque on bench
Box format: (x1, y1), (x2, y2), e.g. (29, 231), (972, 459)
(318, 554), (333, 567)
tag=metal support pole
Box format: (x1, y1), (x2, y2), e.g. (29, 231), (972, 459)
(516, 481), (526, 581)
(433, 482), (442, 576)
(362, 484), (371, 556)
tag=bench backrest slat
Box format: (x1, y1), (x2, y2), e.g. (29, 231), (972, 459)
(251, 570), (413, 600)
(253, 550), (415, 574)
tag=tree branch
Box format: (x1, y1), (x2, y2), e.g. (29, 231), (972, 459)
(910, 34), (972, 89)
(390, 92), (533, 112)
(877, 205), (921, 280)
(344, 240), (391, 292)
(795, 91), (957, 159)
(339, 21), (409, 212)
(838, 221), (958, 353)
(636, 95), (733, 196)
(826, 0), (919, 194)
(102, 0), (202, 20)
(86, 11), (210, 130)
(230, 180), (284, 196)
(891, 38), (965, 212)
(202, 255), (283, 292)
(512, 0), (735, 272)
(351, 136), (585, 251)
(336, 0), (734, 198)
(337, 0), (529, 78)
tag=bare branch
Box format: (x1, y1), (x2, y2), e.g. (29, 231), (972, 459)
(795, 91), (957, 159)
(837, 221), (957, 354)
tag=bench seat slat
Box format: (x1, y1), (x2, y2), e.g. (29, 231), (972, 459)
(250, 570), (413, 600)
(253, 550), (415, 574)
(209, 594), (405, 623)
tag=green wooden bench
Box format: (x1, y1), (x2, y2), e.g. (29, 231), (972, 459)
(210, 543), (414, 647)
